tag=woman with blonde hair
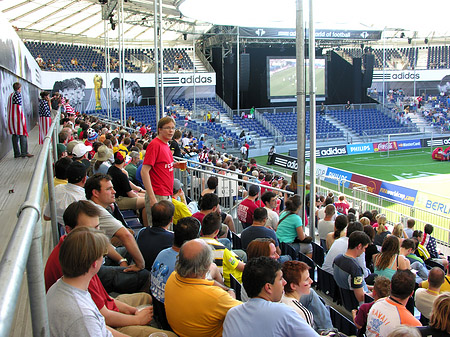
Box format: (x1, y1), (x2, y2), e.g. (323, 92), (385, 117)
(391, 223), (407, 242)
(418, 292), (450, 336)
(373, 235), (410, 280)
(374, 215), (391, 246)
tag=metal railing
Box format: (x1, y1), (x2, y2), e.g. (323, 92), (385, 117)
(0, 111), (61, 337)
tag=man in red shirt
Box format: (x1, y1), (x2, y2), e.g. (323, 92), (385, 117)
(141, 117), (183, 226)
(238, 184), (260, 229)
(44, 200), (176, 336)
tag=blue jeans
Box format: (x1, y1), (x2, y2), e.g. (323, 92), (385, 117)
(11, 134), (28, 157)
(411, 261), (429, 282)
(300, 288), (333, 330)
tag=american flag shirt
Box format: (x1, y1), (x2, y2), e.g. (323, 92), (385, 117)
(7, 90), (28, 136)
(39, 98), (52, 144)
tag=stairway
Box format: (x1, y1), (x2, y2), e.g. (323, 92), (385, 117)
(408, 112), (435, 133)
(323, 114), (362, 143)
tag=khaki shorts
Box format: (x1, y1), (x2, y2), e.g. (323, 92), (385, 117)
(116, 196), (138, 210)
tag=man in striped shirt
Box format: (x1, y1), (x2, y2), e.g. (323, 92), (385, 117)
(8, 82), (33, 158)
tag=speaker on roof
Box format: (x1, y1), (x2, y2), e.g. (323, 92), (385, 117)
(239, 53), (250, 92)
(362, 53), (374, 88)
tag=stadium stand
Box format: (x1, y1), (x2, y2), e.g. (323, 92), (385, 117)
(24, 41), (194, 72)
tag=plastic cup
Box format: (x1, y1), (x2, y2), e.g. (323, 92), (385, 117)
(178, 160), (187, 171)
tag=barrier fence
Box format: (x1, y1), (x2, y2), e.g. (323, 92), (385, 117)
(0, 111), (60, 337)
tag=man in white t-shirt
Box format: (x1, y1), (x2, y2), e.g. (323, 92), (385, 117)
(318, 204), (335, 245)
(415, 267), (445, 320)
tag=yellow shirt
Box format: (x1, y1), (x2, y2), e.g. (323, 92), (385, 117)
(165, 272), (241, 337)
(421, 275), (450, 293)
(172, 198), (192, 225)
(43, 178), (68, 203)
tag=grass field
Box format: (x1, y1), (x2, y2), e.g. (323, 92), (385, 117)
(270, 66), (325, 97)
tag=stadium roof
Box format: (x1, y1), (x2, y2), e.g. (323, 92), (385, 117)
(1, 0), (449, 46)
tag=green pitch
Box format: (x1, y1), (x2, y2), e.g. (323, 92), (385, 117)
(316, 148), (449, 182)
(270, 67), (325, 97)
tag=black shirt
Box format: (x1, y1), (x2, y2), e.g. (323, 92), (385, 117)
(136, 227), (174, 270)
(107, 165), (132, 198)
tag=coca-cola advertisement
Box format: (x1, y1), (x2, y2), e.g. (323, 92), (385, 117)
(373, 141), (398, 152)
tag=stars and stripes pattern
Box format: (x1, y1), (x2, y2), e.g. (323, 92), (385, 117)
(7, 91), (28, 136)
(39, 98), (52, 145)
(65, 103), (75, 115)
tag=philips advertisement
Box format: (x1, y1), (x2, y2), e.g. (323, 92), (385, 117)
(324, 168), (353, 188)
(346, 143), (374, 155)
(379, 182), (418, 206)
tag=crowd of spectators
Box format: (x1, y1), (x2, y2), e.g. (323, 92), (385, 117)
(40, 107), (450, 337)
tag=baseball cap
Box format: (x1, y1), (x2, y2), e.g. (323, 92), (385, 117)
(173, 178), (183, 194)
(66, 140), (80, 155)
(57, 143), (67, 158)
(72, 143), (92, 158)
(248, 184), (260, 197)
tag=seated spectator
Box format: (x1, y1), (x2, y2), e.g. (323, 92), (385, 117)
(387, 326), (421, 337)
(280, 261), (315, 328)
(165, 239), (241, 337)
(422, 224), (449, 269)
(415, 267), (445, 320)
(244, 238), (333, 330)
(171, 178), (192, 225)
(46, 227), (117, 337)
(333, 231), (372, 304)
(124, 151), (140, 183)
(318, 204), (336, 248)
(137, 200), (174, 270)
(241, 207), (280, 253)
(417, 293), (450, 337)
(400, 239), (429, 282)
(326, 214), (347, 251)
(404, 218), (415, 238)
(200, 212), (245, 287)
(223, 257), (318, 337)
(335, 195), (350, 214)
(317, 196), (334, 221)
(374, 215), (391, 246)
(392, 223), (408, 241)
(193, 193), (230, 238)
(261, 191), (279, 230)
(276, 194), (312, 257)
(45, 201), (173, 336)
(323, 221), (370, 279)
(353, 276), (391, 337)
(373, 236), (410, 280)
(413, 230), (448, 268)
(363, 225), (378, 273)
(151, 217), (201, 303)
(237, 184), (259, 229)
(366, 270), (421, 337)
(93, 145), (113, 175)
(43, 156), (71, 203)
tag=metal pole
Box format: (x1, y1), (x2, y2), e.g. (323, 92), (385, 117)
(158, 0), (165, 115)
(308, 0), (316, 237)
(27, 219), (50, 337)
(237, 27), (240, 117)
(104, 19), (110, 119)
(46, 146), (58, 247)
(154, 2), (160, 124)
(193, 38), (197, 115)
(118, 2), (123, 125)
(121, 0), (126, 125)
(382, 30), (385, 108)
(296, 0), (306, 223)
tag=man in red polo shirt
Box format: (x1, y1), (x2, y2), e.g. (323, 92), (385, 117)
(141, 116), (183, 226)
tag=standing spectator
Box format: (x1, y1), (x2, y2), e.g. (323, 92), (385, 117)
(366, 270), (421, 337)
(38, 91), (52, 145)
(8, 82), (33, 158)
(335, 195), (350, 214)
(142, 117), (184, 225)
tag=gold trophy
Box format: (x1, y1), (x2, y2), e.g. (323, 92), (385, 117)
(94, 74), (103, 110)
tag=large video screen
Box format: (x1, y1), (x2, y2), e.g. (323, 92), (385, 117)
(268, 57), (326, 99)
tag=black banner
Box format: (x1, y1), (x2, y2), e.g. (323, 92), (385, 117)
(239, 27), (382, 41)
(272, 153), (299, 170)
(421, 136), (450, 148)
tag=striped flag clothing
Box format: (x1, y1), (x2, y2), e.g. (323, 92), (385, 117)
(65, 103), (75, 115)
(7, 91), (28, 136)
(39, 99), (52, 144)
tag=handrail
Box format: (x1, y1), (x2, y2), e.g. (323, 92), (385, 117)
(0, 111), (61, 337)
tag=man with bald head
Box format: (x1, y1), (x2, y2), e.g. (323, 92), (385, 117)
(415, 267), (445, 320)
(164, 239), (241, 337)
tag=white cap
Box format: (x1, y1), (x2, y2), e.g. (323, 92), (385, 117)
(72, 143), (92, 157)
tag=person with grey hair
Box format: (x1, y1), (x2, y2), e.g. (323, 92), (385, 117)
(387, 326), (421, 337)
(165, 239), (241, 337)
(125, 150), (141, 182)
